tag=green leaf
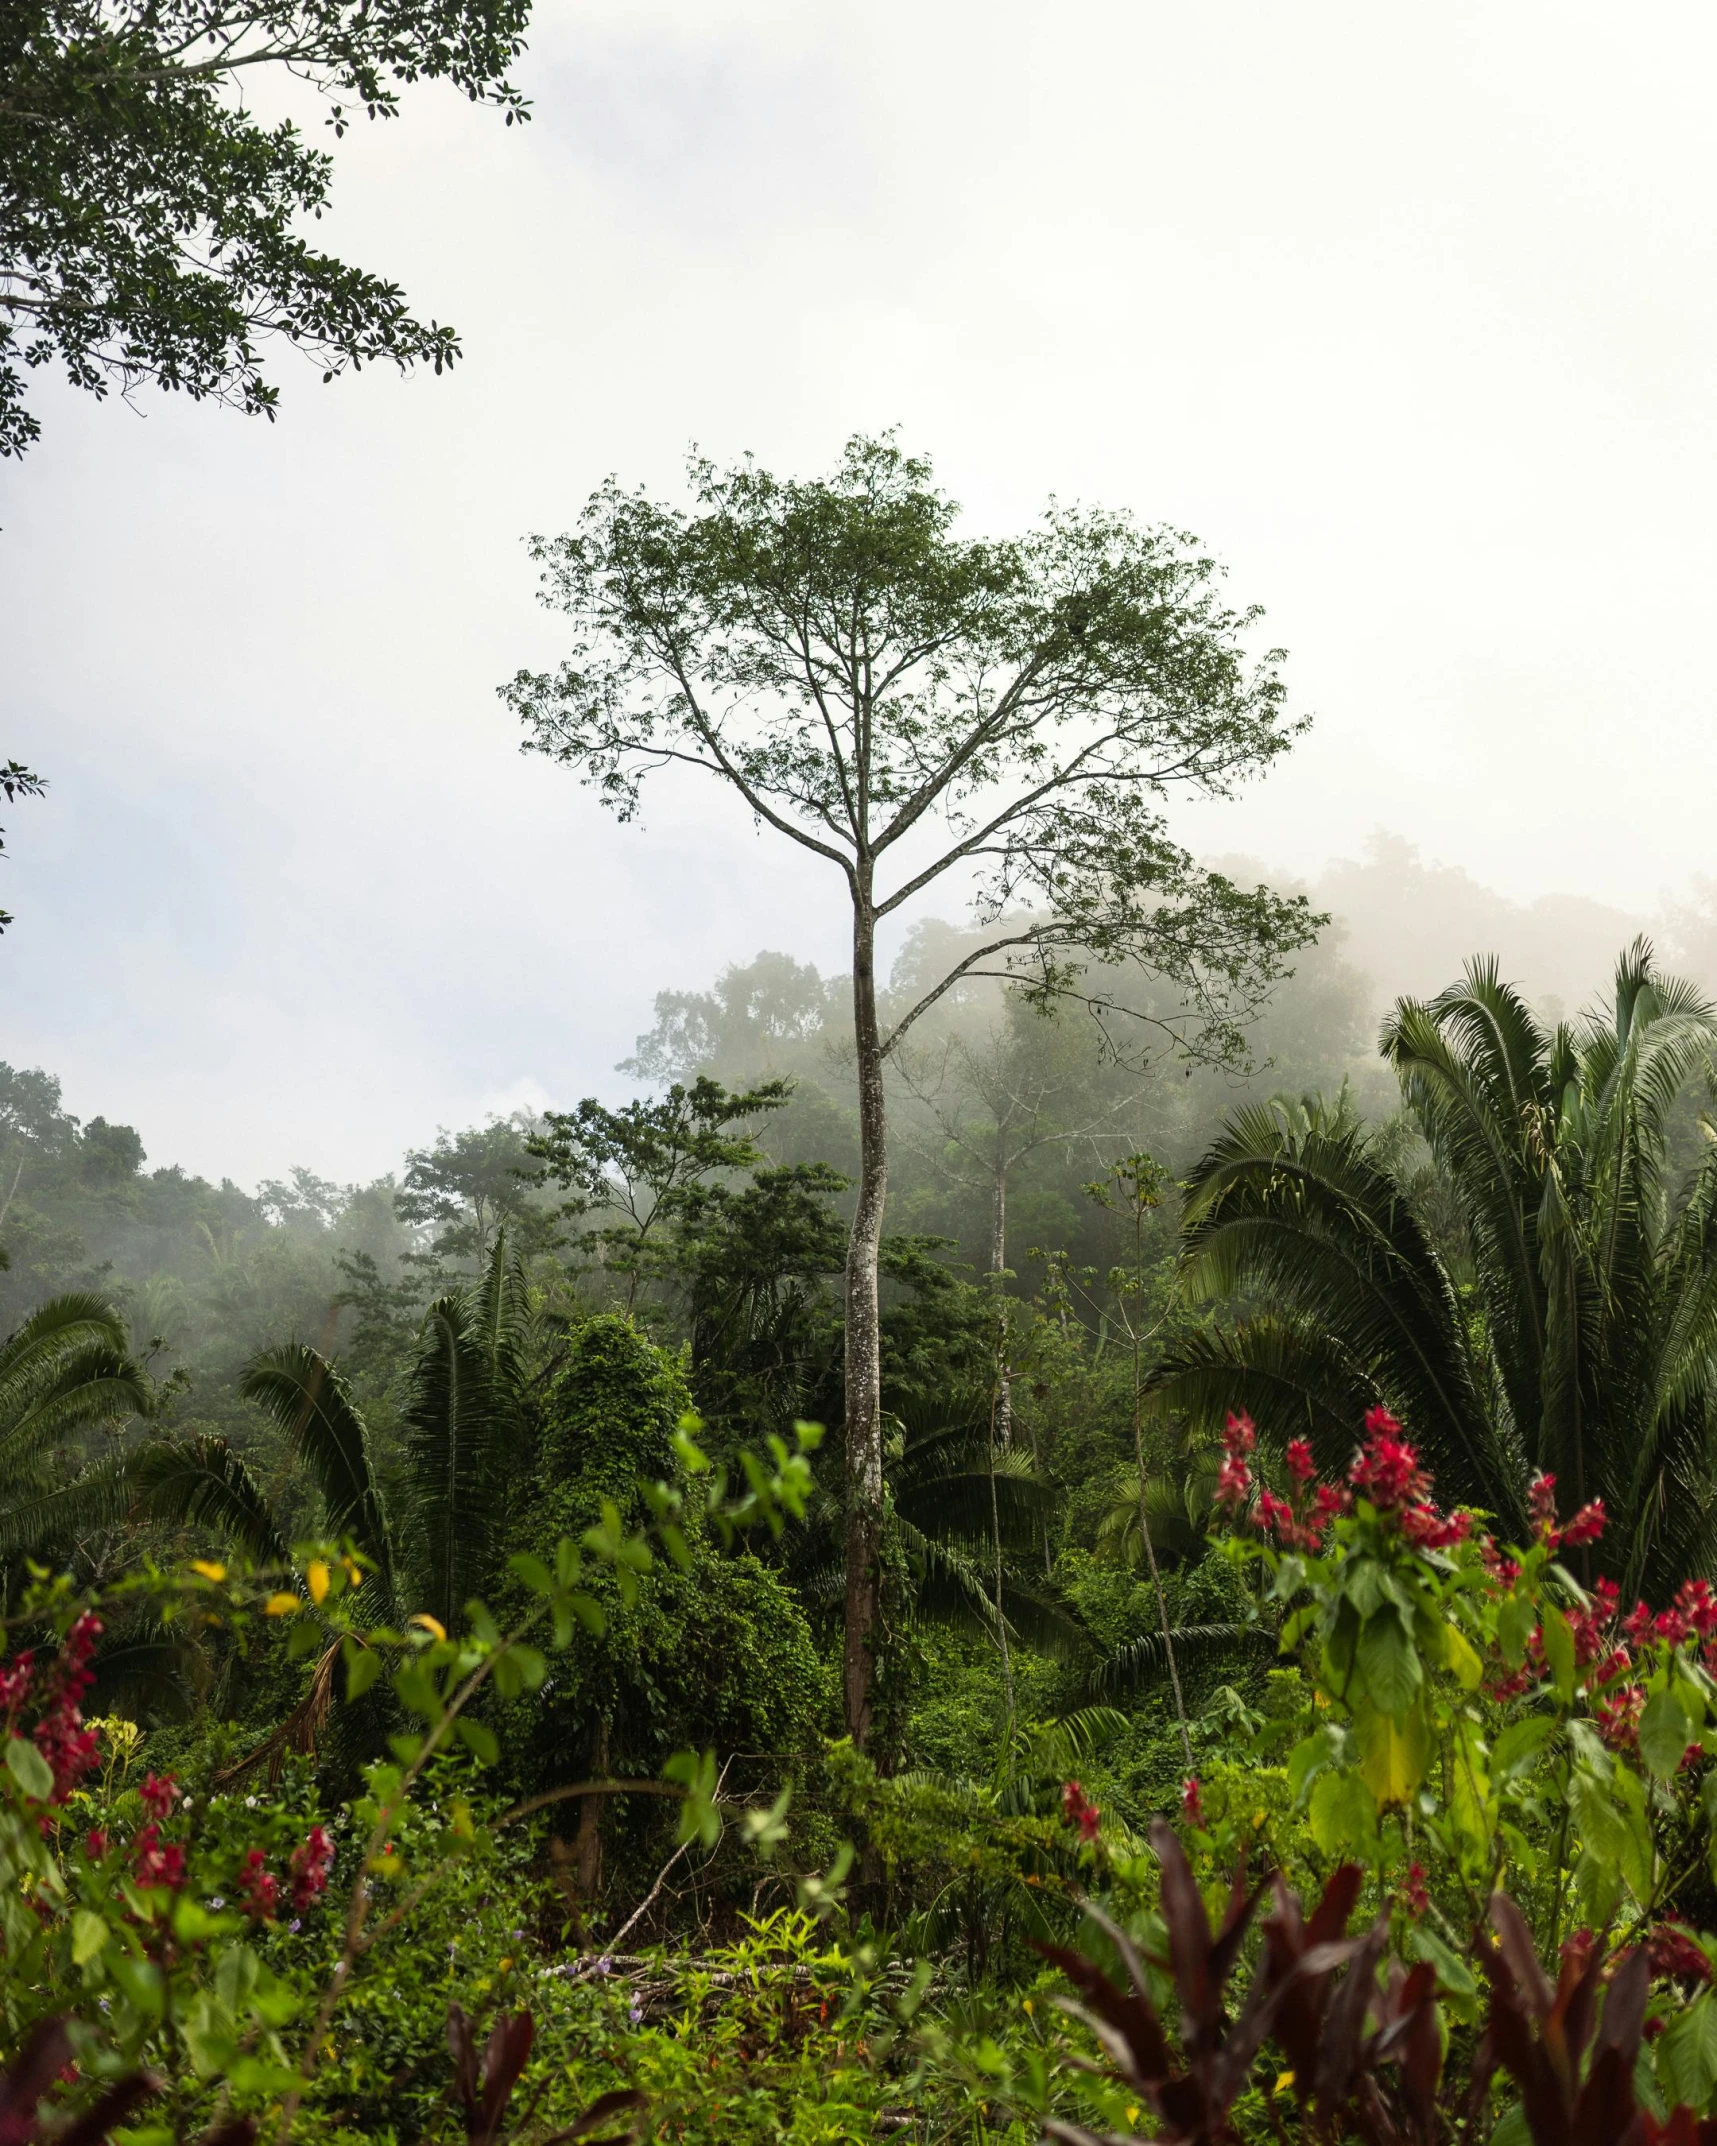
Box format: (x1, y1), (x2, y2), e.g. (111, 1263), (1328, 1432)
(1491, 2103), (1529, 2146)
(1541, 1604), (1576, 1704)
(4, 1735), (53, 1802)
(1356, 1701), (1433, 1805)
(342, 1640), (382, 1702)
(1569, 1764), (1631, 1875)
(1441, 1620), (1484, 1690)
(1357, 1608), (1422, 1715)
(1287, 1727), (1341, 1803)
(508, 1551), (554, 1596)
(1309, 1769), (1376, 1856)
(71, 1908), (109, 1965)
(1639, 1687), (1693, 1782)
(454, 1718), (499, 1765)
(1657, 1992), (1717, 2106)
(1491, 1715), (1555, 1780)
(1498, 1591), (1536, 1669)
(1406, 1924), (1476, 1999)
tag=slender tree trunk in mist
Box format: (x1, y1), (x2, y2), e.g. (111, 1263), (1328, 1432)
(988, 1157), (1015, 1731)
(990, 1162), (1012, 1453)
(843, 893), (888, 1749)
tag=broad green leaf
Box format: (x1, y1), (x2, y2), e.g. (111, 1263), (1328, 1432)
(1357, 1608), (1422, 1716)
(507, 1551), (554, 1596)
(1357, 1701), (1433, 1805)
(1310, 1769), (1376, 1856)
(1406, 1924), (1477, 1999)
(1288, 1727), (1341, 1803)
(1498, 1592), (1536, 1669)
(1657, 1993), (1717, 2107)
(1639, 1687), (1693, 1781)
(1491, 1716), (1554, 1780)
(71, 1909), (109, 1965)
(454, 1718), (498, 1765)
(342, 1641), (382, 1703)
(4, 1735), (53, 1802)
(1491, 2102), (1529, 2146)
(1541, 1604), (1576, 1703)
(1569, 1765), (1631, 1874)
(1441, 1621), (1484, 1690)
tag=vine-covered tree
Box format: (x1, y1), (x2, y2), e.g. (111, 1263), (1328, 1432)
(0, 0), (532, 460)
(503, 433), (1316, 1744)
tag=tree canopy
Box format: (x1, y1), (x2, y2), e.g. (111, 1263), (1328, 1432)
(0, 0), (531, 459)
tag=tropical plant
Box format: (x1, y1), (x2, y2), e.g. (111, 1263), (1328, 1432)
(28, 1239), (534, 1649)
(0, 1291), (151, 1524)
(781, 1406), (1081, 1666)
(1148, 944), (1717, 1599)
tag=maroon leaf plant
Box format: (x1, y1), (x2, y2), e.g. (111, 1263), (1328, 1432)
(445, 2004), (644, 2146)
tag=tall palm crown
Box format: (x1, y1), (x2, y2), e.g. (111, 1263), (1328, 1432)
(1148, 942), (1717, 1601)
(0, 1294), (152, 1518)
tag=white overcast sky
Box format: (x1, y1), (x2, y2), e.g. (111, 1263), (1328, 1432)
(6, 0), (1715, 1188)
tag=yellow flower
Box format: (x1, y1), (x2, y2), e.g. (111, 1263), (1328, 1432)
(1274, 2071), (1296, 2097)
(1252, 1811), (1268, 1828)
(1022, 1998), (1033, 2015)
(1126, 2108), (1140, 2126)
(1313, 1689), (1331, 1709)
(306, 1560), (331, 1606)
(409, 1613), (448, 1642)
(190, 1559), (226, 1583)
(498, 1956), (514, 1974)
(264, 1592), (301, 1617)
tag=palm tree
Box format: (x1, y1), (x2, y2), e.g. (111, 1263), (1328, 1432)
(1147, 943), (1717, 1601)
(0, 1293), (152, 1526)
(35, 1239), (533, 1635)
(780, 1408), (1085, 1664)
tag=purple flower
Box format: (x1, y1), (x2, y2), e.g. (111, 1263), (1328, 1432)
(596, 1953), (613, 1977)
(288, 1917), (302, 1934)
(628, 1998), (644, 2025)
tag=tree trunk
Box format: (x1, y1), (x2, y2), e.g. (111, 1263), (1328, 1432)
(991, 1161), (1011, 1452)
(843, 895), (888, 1748)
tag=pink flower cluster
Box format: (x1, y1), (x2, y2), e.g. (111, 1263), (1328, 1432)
(1214, 1412), (1256, 1509)
(29, 1613), (103, 1804)
(132, 1821), (186, 1892)
(288, 1824), (335, 1910)
(1528, 1471), (1606, 1553)
(1061, 1780), (1101, 1844)
(238, 1848), (279, 1920)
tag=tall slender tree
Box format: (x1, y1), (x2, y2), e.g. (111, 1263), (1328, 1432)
(503, 434), (1314, 1742)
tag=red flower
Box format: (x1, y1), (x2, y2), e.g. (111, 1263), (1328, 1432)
(1061, 1780), (1101, 1844)
(1648, 1926), (1712, 1982)
(1398, 1501), (1473, 1551)
(1596, 1686), (1645, 1751)
(1402, 1861), (1430, 1919)
(289, 1824), (335, 1910)
(1349, 1415), (1425, 1510)
(1675, 1579), (1717, 1639)
(1312, 1482), (1352, 1526)
(132, 1823), (186, 1891)
(0, 1651), (34, 1714)
(1623, 1600), (1655, 1644)
(1560, 1499), (1607, 1547)
(138, 1773), (178, 1822)
(1214, 1413), (1256, 1512)
(1181, 1776), (1205, 1828)
(238, 1847), (279, 1921)
(1284, 1439), (1316, 1484)
(85, 1829), (107, 1860)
